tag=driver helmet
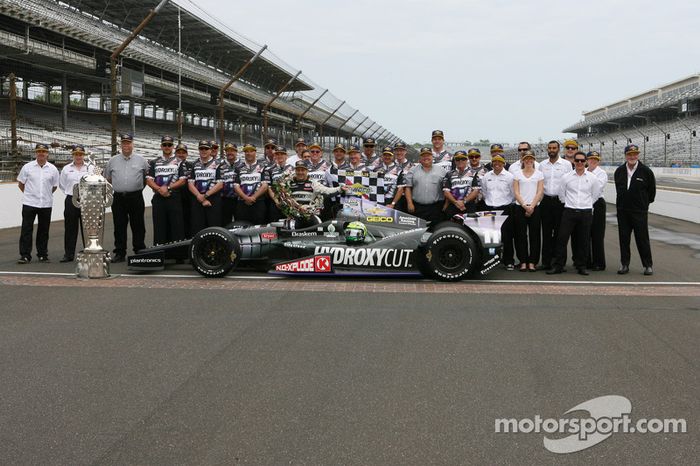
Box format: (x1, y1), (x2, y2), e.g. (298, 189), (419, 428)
(345, 221), (367, 244)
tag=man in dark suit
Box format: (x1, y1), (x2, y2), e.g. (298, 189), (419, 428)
(614, 144), (656, 275)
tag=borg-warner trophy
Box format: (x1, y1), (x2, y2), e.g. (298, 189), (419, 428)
(72, 155), (113, 278)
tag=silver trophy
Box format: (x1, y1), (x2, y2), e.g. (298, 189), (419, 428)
(73, 155), (114, 278)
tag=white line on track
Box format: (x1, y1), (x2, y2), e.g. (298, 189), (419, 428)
(1, 270), (699, 286)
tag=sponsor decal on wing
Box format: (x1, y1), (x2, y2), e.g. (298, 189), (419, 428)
(274, 255), (333, 273)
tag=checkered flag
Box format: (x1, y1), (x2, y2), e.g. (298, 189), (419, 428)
(338, 169), (385, 204)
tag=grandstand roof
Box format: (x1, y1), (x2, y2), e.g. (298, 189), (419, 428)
(62, 0), (312, 93)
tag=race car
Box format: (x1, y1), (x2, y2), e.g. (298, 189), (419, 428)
(128, 197), (506, 281)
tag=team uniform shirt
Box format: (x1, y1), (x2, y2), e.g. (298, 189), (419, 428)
(287, 154), (301, 166)
(188, 158), (222, 194)
(289, 179), (343, 207)
(361, 152), (379, 168)
(509, 160), (540, 176)
(219, 159), (244, 199)
(558, 171), (604, 210)
(514, 170), (544, 205)
(539, 157), (573, 198)
(147, 155), (186, 188)
(480, 169), (515, 207)
(59, 162), (94, 195)
(234, 161), (267, 197)
(375, 162), (402, 203)
(307, 160), (335, 187)
(264, 163), (293, 185)
(589, 166), (608, 199)
(17, 160), (60, 208)
(258, 155), (276, 169)
(432, 149), (453, 173)
(442, 168), (479, 201)
(395, 159), (414, 172)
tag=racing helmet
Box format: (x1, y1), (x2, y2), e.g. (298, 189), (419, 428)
(345, 221), (367, 244)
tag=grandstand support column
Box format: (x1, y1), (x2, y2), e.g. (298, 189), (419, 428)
(651, 121), (669, 166)
(130, 100), (136, 137)
(677, 117), (694, 165)
(262, 71), (302, 142)
(632, 124), (648, 163)
(9, 74), (18, 166)
(109, 0), (171, 155)
(349, 116), (369, 144)
(335, 109), (358, 140)
(61, 73), (68, 131)
(318, 100), (346, 143)
(296, 89), (328, 138)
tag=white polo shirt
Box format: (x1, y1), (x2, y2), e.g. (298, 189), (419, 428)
(539, 157), (573, 197)
(481, 169), (515, 207)
(17, 160), (60, 208)
(558, 170), (604, 209)
(59, 162), (95, 195)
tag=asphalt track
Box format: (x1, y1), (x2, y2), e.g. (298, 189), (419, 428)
(0, 207), (698, 464)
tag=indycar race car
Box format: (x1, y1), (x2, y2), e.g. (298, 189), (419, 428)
(128, 198), (506, 281)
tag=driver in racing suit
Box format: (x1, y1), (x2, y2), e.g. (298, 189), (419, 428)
(285, 160), (348, 227)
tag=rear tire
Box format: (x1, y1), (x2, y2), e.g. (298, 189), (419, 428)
(422, 226), (479, 281)
(190, 227), (241, 277)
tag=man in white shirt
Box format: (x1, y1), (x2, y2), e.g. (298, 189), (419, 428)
(481, 154), (516, 269)
(586, 151), (608, 271)
(547, 151), (604, 275)
(16, 143), (60, 264)
(538, 140), (573, 269)
(58, 144), (94, 262)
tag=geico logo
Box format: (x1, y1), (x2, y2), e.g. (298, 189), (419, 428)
(367, 216), (393, 223)
(315, 246), (413, 268)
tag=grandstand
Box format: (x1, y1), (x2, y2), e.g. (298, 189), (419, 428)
(563, 74), (700, 167)
(0, 0), (406, 180)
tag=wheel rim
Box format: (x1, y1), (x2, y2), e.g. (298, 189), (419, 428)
(199, 237), (229, 269)
(438, 244), (467, 271)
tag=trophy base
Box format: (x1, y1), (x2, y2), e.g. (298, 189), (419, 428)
(76, 250), (110, 279)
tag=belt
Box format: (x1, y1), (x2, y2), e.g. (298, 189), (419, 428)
(565, 207), (592, 213)
(114, 190), (143, 196)
(543, 194), (559, 199)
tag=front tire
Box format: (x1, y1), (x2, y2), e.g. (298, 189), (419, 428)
(421, 226), (479, 281)
(190, 227), (241, 277)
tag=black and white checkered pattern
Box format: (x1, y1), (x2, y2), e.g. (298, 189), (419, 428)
(337, 169), (386, 204)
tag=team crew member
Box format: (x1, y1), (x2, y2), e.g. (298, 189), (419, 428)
(16, 143), (60, 264)
(219, 143), (242, 227)
(174, 143), (193, 237)
(331, 143), (349, 169)
(287, 160), (347, 226)
(481, 154), (516, 269)
(328, 143), (350, 218)
(614, 144), (656, 275)
(288, 138), (306, 166)
(509, 141), (540, 176)
(362, 138), (379, 167)
(442, 150), (480, 217)
(376, 146), (402, 206)
(465, 147), (487, 211)
(345, 145), (367, 171)
(261, 139), (277, 167)
(538, 140), (573, 269)
(547, 151), (604, 275)
(146, 135), (187, 245)
(58, 144), (93, 262)
(265, 145), (293, 222)
(234, 143), (268, 225)
(300, 149), (312, 162)
(306, 142), (335, 219)
(513, 150), (544, 271)
(104, 133), (149, 262)
(586, 151), (608, 271)
(431, 129), (452, 172)
(391, 142), (413, 212)
(188, 140), (223, 233)
(405, 147), (446, 224)
(485, 144), (511, 171)
(210, 141), (220, 160)
(563, 139), (578, 167)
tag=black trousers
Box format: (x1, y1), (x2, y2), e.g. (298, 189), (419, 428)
(540, 195), (564, 267)
(190, 195), (222, 235)
(181, 189), (193, 238)
(19, 205), (52, 258)
(513, 204), (541, 264)
(553, 208), (592, 269)
(221, 196), (237, 227)
(617, 209), (652, 267)
(236, 198), (267, 225)
(152, 192), (184, 246)
(413, 201), (444, 225)
(588, 198), (607, 269)
(112, 191), (146, 256)
(486, 204), (515, 266)
(266, 200), (284, 224)
(444, 203), (467, 219)
(64, 195), (82, 258)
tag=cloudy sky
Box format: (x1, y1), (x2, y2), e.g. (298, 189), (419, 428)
(189, 0), (700, 144)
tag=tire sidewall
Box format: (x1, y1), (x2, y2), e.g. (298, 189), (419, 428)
(190, 227), (240, 277)
(423, 227), (477, 281)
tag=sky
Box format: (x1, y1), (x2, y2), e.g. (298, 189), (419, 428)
(188, 0), (700, 144)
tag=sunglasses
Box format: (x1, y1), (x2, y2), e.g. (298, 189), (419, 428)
(565, 146), (577, 150)
(161, 143), (173, 147)
(517, 148), (529, 152)
(574, 159), (586, 163)
(310, 150), (321, 154)
(468, 155), (480, 159)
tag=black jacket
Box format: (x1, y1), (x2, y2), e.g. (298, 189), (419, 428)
(614, 162), (656, 212)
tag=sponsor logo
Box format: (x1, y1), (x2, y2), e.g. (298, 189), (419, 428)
(291, 231), (318, 237)
(398, 216), (418, 226)
(367, 216), (394, 223)
(314, 246), (413, 268)
(261, 232), (277, 240)
(480, 254), (500, 275)
(274, 255), (332, 273)
(128, 257), (163, 264)
(283, 241), (308, 249)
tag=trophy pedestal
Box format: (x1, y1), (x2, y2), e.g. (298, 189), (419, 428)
(76, 250), (111, 279)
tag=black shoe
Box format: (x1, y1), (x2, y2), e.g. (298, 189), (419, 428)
(60, 256), (74, 263)
(38, 256), (50, 263)
(541, 264), (552, 270)
(591, 265), (605, 271)
(17, 256), (31, 264)
(505, 264), (515, 271)
(617, 265), (629, 275)
(111, 254), (125, 263)
(546, 267), (564, 275)
(577, 268), (590, 276)
(643, 267), (653, 276)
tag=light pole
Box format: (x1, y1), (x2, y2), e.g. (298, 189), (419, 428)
(650, 121), (669, 166)
(632, 125), (649, 164)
